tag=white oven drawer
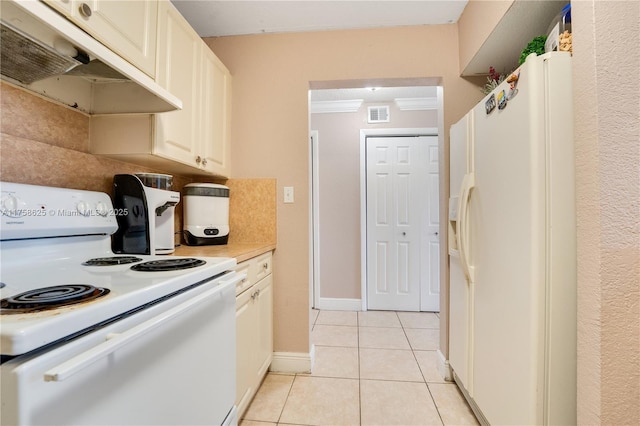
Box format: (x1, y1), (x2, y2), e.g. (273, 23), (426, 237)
(0, 272), (241, 426)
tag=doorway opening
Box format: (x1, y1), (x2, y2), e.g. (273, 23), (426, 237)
(309, 78), (444, 313)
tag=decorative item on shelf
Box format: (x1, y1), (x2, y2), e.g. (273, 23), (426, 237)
(481, 66), (506, 95)
(558, 30), (572, 53)
(506, 70), (520, 100)
(519, 35), (547, 65)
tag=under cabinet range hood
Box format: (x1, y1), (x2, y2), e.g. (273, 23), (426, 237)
(0, 0), (182, 114)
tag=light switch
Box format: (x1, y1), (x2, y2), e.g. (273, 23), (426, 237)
(284, 186), (294, 203)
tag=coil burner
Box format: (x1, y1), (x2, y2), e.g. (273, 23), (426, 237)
(131, 258), (206, 272)
(1, 285), (110, 314)
(82, 256), (143, 266)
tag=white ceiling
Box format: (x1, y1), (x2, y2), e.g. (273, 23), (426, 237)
(171, 0), (469, 38)
(170, 2), (461, 104)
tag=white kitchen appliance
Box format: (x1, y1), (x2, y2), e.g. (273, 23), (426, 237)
(183, 183), (230, 246)
(0, 181), (242, 425)
(112, 174), (180, 255)
(448, 52), (576, 425)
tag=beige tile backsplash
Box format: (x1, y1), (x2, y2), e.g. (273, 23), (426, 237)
(224, 179), (277, 244)
(0, 82), (276, 246)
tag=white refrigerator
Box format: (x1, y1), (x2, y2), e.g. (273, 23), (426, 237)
(448, 52), (576, 426)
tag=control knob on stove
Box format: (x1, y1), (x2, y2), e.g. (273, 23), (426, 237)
(95, 201), (109, 217)
(1, 194), (26, 217)
(2, 194), (18, 211)
(76, 200), (91, 216)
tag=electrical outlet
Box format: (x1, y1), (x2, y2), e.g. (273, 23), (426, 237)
(284, 186), (294, 203)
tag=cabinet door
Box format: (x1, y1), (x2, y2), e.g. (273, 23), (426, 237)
(235, 289), (257, 417)
(255, 275), (274, 379)
(45, 0), (72, 14)
(153, 0), (200, 167)
(45, 0), (158, 77)
(200, 47), (231, 178)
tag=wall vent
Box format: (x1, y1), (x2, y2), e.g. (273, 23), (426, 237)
(368, 106), (390, 123)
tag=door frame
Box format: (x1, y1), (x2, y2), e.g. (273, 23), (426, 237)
(360, 127), (438, 311)
(310, 130), (320, 310)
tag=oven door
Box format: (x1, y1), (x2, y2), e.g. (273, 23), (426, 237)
(1, 271), (242, 426)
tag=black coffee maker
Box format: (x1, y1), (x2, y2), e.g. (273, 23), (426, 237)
(112, 174), (180, 255)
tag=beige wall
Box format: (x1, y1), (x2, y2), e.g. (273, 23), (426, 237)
(311, 102), (437, 300)
(572, 1), (640, 424)
(457, 0), (513, 73)
(205, 25), (483, 353)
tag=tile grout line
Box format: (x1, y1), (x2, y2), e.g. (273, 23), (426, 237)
(425, 381), (446, 426)
(275, 373), (297, 425)
(400, 312), (445, 425)
(280, 307), (316, 426)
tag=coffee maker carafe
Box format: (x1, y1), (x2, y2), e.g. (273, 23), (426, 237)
(112, 174), (180, 255)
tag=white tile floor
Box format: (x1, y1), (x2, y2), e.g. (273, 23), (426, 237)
(240, 309), (479, 426)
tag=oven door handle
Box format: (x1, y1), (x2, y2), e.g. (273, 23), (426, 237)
(43, 273), (244, 382)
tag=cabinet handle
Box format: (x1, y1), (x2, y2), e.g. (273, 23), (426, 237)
(79, 3), (92, 17)
(262, 262), (268, 270)
(195, 156), (202, 164)
(202, 159), (207, 167)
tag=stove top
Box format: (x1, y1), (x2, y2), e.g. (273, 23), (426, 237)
(0, 182), (236, 356)
(0, 239), (235, 355)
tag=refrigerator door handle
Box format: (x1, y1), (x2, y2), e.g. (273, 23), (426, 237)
(458, 173), (475, 284)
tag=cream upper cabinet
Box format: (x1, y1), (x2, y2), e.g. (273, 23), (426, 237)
(89, 0), (232, 178)
(154, 0), (231, 177)
(200, 49), (232, 176)
(44, 0), (158, 78)
(153, 0), (200, 167)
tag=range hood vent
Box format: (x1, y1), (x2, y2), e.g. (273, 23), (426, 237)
(0, 22), (82, 85)
(0, 0), (181, 114)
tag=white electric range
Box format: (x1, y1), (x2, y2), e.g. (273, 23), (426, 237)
(0, 181), (241, 426)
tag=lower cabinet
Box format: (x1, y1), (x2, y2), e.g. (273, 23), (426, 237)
(235, 252), (273, 418)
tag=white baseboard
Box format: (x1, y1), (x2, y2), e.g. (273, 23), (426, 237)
(270, 350), (313, 374)
(316, 297), (362, 311)
(437, 349), (454, 382)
